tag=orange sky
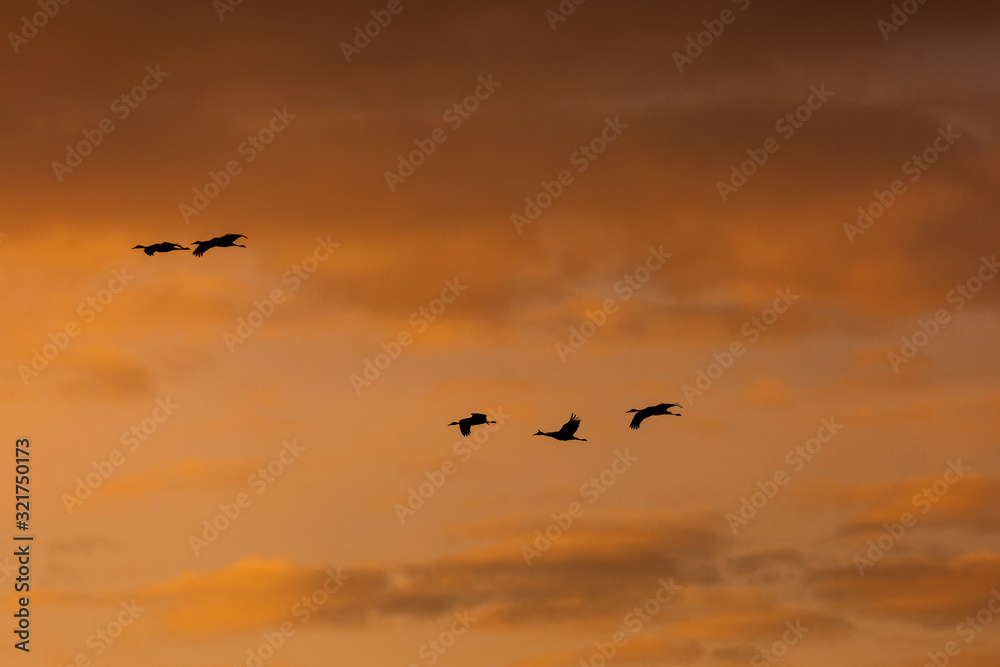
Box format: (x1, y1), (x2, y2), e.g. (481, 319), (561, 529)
(2, 1), (1000, 665)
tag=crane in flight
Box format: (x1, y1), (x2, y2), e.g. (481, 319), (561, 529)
(627, 403), (682, 429)
(133, 242), (189, 255)
(191, 234), (247, 257)
(534, 414), (587, 441)
(449, 413), (496, 437)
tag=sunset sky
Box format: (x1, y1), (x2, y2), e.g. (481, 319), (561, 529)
(2, 0), (1000, 665)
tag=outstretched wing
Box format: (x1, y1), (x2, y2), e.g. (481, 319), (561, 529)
(459, 418), (472, 437)
(558, 413), (582, 438)
(629, 411), (646, 429)
(143, 246), (157, 256)
(192, 240), (215, 257)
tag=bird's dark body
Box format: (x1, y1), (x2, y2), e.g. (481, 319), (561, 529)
(133, 242), (189, 255)
(534, 413), (587, 441)
(627, 403), (682, 429)
(191, 234), (247, 257)
(449, 412), (496, 437)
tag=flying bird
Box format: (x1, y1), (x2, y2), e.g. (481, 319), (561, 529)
(448, 413), (496, 437)
(133, 242), (189, 255)
(191, 234), (247, 257)
(534, 413), (587, 441)
(627, 403), (682, 429)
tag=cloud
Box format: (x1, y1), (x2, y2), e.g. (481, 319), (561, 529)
(134, 516), (856, 667)
(794, 473), (1000, 536)
(511, 636), (706, 667)
(138, 520), (722, 637)
(55, 345), (155, 399)
(814, 552), (1000, 627)
(142, 557), (319, 635)
(5, 2), (1000, 665)
(4, 1), (999, 354)
(726, 547), (804, 576)
(102, 458), (260, 501)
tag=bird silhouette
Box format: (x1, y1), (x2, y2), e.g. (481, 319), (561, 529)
(191, 234), (247, 257)
(534, 413), (587, 441)
(133, 242), (189, 255)
(627, 403), (682, 429)
(448, 413), (496, 437)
